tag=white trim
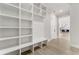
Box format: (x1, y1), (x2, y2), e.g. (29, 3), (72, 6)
(71, 44), (79, 48)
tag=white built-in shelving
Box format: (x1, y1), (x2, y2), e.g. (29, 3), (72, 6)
(0, 3), (47, 55)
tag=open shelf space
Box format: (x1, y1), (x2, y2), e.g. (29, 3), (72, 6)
(21, 10), (32, 20)
(0, 38), (19, 50)
(0, 3), (19, 17)
(33, 14), (44, 22)
(21, 3), (32, 12)
(21, 20), (32, 28)
(33, 6), (41, 15)
(0, 15), (19, 28)
(41, 10), (47, 17)
(21, 36), (32, 44)
(0, 42), (33, 55)
(0, 28), (19, 38)
(41, 4), (47, 11)
(21, 28), (32, 35)
(6, 3), (32, 14)
(0, 13), (32, 21)
(34, 3), (40, 8)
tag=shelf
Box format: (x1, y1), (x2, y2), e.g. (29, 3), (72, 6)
(0, 14), (19, 19)
(33, 13), (43, 18)
(0, 3), (19, 17)
(0, 27), (32, 28)
(21, 18), (32, 21)
(41, 10), (47, 17)
(0, 34), (32, 41)
(0, 42), (32, 55)
(0, 45), (19, 55)
(33, 3), (40, 9)
(21, 27), (32, 29)
(41, 5), (47, 11)
(6, 3), (32, 14)
(21, 11), (32, 20)
(0, 14), (32, 21)
(21, 3), (32, 12)
(33, 6), (40, 15)
(21, 34), (32, 38)
(0, 36), (19, 41)
(33, 13), (46, 18)
(33, 3), (47, 12)
(0, 27), (32, 29)
(0, 3), (47, 55)
(21, 42), (32, 49)
(6, 3), (19, 9)
(0, 27), (19, 28)
(9, 3), (19, 7)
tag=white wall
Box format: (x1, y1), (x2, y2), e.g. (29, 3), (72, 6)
(50, 12), (57, 40)
(70, 4), (79, 48)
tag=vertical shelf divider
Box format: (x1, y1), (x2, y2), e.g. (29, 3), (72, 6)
(32, 3), (34, 55)
(19, 3), (21, 55)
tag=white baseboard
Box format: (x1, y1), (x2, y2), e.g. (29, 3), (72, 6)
(71, 44), (79, 48)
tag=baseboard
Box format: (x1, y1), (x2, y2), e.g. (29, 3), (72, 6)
(71, 44), (79, 48)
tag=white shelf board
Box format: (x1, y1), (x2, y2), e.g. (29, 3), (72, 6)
(21, 27), (32, 29)
(21, 18), (32, 21)
(0, 45), (19, 55)
(0, 14), (32, 21)
(33, 4), (47, 12)
(0, 42), (32, 55)
(6, 3), (32, 14)
(21, 42), (32, 49)
(33, 5), (41, 10)
(0, 14), (19, 19)
(0, 34), (32, 41)
(21, 34), (32, 38)
(5, 3), (19, 9)
(0, 36), (19, 41)
(0, 27), (19, 28)
(0, 27), (32, 28)
(33, 13), (45, 18)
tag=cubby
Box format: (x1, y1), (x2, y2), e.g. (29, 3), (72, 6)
(0, 16), (19, 28)
(0, 3), (19, 17)
(21, 20), (32, 28)
(21, 3), (32, 12)
(34, 3), (40, 8)
(0, 39), (19, 50)
(33, 6), (40, 15)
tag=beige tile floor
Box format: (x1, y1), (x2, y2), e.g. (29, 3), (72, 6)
(30, 32), (79, 55)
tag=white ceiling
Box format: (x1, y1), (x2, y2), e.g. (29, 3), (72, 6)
(44, 3), (70, 16)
